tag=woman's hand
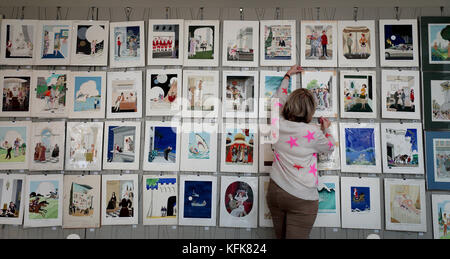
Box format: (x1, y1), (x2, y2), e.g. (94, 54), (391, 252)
(286, 65), (303, 76)
(319, 117), (331, 132)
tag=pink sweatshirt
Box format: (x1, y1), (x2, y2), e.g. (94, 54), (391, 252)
(270, 78), (336, 200)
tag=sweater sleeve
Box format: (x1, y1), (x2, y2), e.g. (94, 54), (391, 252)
(315, 128), (336, 154)
(271, 78), (290, 114)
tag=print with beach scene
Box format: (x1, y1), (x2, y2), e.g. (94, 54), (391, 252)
(340, 123), (381, 173)
(67, 71), (106, 119)
(314, 175), (341, 228)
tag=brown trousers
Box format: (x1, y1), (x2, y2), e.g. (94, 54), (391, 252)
(266, 179), (318, 239)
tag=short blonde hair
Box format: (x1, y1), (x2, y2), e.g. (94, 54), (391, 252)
(281, 88), (316, 123)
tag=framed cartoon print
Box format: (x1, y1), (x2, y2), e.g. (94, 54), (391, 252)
(338, 20), (377, 67)
(143, 173), (178, 225)
(425, 131), (450, 190)
(35, 20), (73, 66)
(222, 20), (259, 67)
(0, 19), (38, 65)
(260, 20), (296, 66)
(109, 21), (145, 68)
(146, 69), (182, 116)
(71, 20), (109, 66)
(106, 70), (143, 119)
(181, 70), (219, 118)
(29, 121), (65, 171)
(420, 17), (450, 71)
(379, 19), (419, 67)
(0, 121), (31, 170)
(184, 20), (219, 67)
(423, 72), (450, 130)
(148, 19), (184, 66)
(222, 70), (259, 118)
(340, 70), (377, 119)
(0, 70), (32, 118)
(301, 70), (338, 118)
(300, 20), (337, 67)
(0, 173), (26, 225)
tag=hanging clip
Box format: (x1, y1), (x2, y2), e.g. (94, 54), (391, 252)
(199, 7), (204, 20)
(441, 6), (444, 16)
(316, 7), (320, 21)
(56, 6), (62, 20)
(395, 7), (400, 21)
(353, 7), (358, 22)
(275, 7), (281, 20)
(20, 6), (25, 20)
(240, 7), (244, 21)
(165, 7), (170, 19)
(124, 7), (132, 21)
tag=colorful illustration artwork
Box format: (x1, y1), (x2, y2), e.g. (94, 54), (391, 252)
(433, 195), (450, 239)
(75, 24), (106, 59)
(5, 24), (34, 59)
(345, 128), (376, 166)
(31, 123), (63, 167)
(185, 74), (216, 112)
(383, 24), (414, 60)
(429, 24), (450, 63)
(224, 23), (255, 62)
(187, 25), (215, 60)
(183, 180), (212, 219)
(68, 182), (95, 217)
(385, 127), (419, 169)
(105, 180), (135, 218)
(431, 80), (450, 122)
(263, 24), (293, 60)
(224, 75), (255, 114)
(225, 128), (255, 165)
(148, 73), (178, 111)
(224, 181), (253, 218)
(73, 75), (102, 112)
(350, 186), (370, 213)
(304, 24), (333, 60)
(28, 180), (59, 219)
(144, 177), (177, 222)
(39, 24), (70, 60)
(384, 74), (417, 113)
(110, 78), (138, 114)
(433, 138), (450, 182)
(318, 182), (336, 214)
(2, 76), (30, 113)
(342, 74), (373, 113)
(342, 26), (371, 60)
(113, 25), (141, 61)
(318, 122), (340, 170)
(262, 74), (292, 113)
(0, 176), (23, 219)
(302, 71), (335, 117)
(106, 126), (136, 163)
(148, 126), (177, 164)
(188, 131), (210, 160)
(66, 122), (102, 170)
(389, 184), (421, 224)
(0, 125), (27, 163)
(151, 23), (179, 59)
(34, 72), (66, 115)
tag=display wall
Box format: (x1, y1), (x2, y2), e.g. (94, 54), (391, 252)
(0, 1), (449, 239)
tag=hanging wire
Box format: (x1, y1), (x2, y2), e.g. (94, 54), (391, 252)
(56, 6), (61, 20)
